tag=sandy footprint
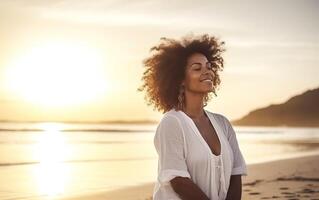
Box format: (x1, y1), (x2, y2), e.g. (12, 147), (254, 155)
(243, 179), (264, 186)
(248, 192), (261, 195)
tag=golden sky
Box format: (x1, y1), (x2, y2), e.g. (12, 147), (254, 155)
(0, 0), (318, 122)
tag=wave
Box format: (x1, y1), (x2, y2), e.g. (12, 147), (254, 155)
(237, 130), (284, 134)
(0, 140), (149, 144)
(0, 128), (153, 133)
(0, 157), (156, 167)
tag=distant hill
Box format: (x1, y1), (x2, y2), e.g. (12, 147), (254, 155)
(231, 87), (319, 127)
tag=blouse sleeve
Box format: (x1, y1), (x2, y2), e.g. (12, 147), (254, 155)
(154, 115), (191, 186)
(223, 116), (248, 176)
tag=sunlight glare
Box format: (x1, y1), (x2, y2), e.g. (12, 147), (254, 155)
(4, 42), (109, 107)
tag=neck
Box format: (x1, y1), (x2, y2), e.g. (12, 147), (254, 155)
(183, 91), (205, 119)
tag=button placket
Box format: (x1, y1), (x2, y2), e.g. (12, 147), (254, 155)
(216, 157), (221, 196)
(216, 157), (221, 169)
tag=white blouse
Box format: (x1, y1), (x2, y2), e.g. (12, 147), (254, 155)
(152, 109), (247, 200)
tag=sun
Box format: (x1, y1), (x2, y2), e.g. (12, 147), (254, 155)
(4, 41), (109, 107)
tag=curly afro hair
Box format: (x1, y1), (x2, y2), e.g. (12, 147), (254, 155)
(138, 33), (226, 113)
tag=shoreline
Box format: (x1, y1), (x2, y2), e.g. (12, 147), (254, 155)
(58, 153), (319, 200)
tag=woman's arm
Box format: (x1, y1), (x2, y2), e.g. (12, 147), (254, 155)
(225, 175), (242, 200)
(170, 177), (210, 200)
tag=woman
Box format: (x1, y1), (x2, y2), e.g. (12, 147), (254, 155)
(139, 33), (247, 200)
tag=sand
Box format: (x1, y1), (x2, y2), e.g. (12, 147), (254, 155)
(60, 154), (319, 200)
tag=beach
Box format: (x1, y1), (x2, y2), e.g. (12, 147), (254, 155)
(1, 123), (319, 200)
(60, 153), (319, 200)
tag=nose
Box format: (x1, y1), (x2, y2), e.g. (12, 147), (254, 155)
(202, 67), (214, 79)
(203, 67), (212, 75)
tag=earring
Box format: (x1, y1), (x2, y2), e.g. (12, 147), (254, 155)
(178, 85), (185, 110)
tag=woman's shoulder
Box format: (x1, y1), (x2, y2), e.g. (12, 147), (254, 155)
(155, 109), (186, 130)
(205, 109), (228, 123)
(205, 109), (239, 141)
(161, 108), (184, 121)
(205, 109), (233, 131)
(155, 109), (185, 139)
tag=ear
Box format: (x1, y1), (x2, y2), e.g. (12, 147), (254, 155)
(180, 80), (185, 87)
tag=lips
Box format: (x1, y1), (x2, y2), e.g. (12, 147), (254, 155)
(200, 77), (213, 82)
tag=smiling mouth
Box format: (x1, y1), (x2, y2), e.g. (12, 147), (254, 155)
(201, 80), (212, 84)
(200, 78), (213, 82)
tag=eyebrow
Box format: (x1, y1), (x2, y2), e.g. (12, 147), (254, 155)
(190, 61), (210, 66)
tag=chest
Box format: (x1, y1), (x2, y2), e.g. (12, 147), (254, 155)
(192, 118), (221, 156)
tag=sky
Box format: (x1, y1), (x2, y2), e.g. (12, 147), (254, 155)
(0, 0), (318, 122)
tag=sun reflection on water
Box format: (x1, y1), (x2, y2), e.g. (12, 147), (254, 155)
(33, 122), (71, 198)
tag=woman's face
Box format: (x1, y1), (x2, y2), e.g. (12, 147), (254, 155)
(183, 52), (214, 94)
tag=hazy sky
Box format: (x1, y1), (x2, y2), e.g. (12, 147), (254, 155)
(0, 0), (318, 122)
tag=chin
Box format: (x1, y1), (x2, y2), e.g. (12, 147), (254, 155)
(195, 88), (213, 94)
(189, 85), (213, 93)
(202, 86), (214, 93)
